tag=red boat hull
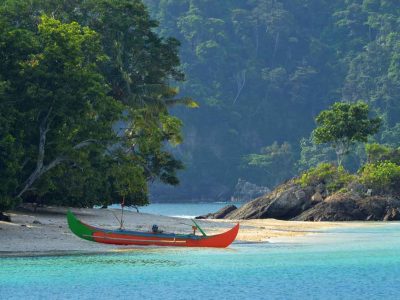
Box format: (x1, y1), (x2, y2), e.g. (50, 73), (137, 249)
(91, 224), (239, 248)
(67, 211), (239, 248)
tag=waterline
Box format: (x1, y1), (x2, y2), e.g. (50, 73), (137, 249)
(2, 224), (400, 299)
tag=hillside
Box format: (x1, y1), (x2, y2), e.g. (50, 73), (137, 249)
(146, 0), (400, 201)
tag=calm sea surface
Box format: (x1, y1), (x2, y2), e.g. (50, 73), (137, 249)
(113, 202), (243, 218)
(2, 204), (400, 300)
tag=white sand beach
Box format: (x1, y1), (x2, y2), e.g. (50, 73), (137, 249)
(0, 206), (384, 256)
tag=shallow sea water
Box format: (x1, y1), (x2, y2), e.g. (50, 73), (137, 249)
(1, 223), (400, 299)
(113, 202), (244, 218)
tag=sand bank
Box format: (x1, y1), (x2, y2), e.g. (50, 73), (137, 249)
(0, 207), (385, 256)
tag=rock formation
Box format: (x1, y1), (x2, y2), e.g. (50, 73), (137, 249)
(200, 179), (400, 221)
(196, 205), (237, 219)
(294, 192), (400, 221)
(227, 182), (313, 219)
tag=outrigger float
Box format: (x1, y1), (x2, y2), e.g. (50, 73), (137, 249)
(67, 211), (239, 248)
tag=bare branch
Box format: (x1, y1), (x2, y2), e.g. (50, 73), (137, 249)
(17, 135), (96, 198)
(37, 107), (53, 170)
(41, 156), (67, 174)
(73, 139), (98, 150)
(233, 70), (247, 105)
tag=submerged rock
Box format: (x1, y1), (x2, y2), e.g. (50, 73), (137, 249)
(196, 205), (238, 219)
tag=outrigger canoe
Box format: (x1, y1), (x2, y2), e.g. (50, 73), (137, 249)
(67, 211), (239, 248)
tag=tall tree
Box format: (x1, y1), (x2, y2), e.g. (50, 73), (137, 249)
(0, 15), (121, 202)
(0, 0), (190, 210)
(313, 101), (381, 166)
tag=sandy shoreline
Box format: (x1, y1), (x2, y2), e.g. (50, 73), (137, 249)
(0, 207), (385, 257)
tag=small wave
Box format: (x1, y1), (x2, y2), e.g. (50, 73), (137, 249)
(171, 215), (196, 219)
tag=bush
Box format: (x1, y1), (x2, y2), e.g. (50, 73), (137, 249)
(359, 162), (400, 195)
(366, 143), (400, 164)
(296, 163), (355, 192)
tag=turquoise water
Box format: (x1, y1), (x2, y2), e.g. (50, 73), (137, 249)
(112, 202), (243, 218)
(2, 223), (400, 299)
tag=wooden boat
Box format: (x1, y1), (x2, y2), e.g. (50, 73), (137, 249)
(67, 211), (239, 248)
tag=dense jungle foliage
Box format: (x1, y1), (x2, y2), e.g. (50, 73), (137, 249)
(2, 0), (400, 210)
(144, 0), (400, 200)
(0, 0), (192, 210)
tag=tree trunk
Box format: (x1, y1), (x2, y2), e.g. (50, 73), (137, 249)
(335, 140), (349, 167)
(271, 31), (280, 66)
(232, 70), (246, 104)
(16, 107), (96, 198)
(336, 150), (343, 167)
(16, 109), (52, 198)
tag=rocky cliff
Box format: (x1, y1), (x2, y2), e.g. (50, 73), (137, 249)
(198, 180), (400, 221)
(294, 193), (400, 221)
(226, 182), (313, 219)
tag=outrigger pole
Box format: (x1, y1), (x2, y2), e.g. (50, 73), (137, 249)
(191, 219), (207, 236)
(120, 196), (125, 229)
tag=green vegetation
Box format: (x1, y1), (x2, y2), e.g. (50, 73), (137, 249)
(2, 0), (400, 207)
(313, 101), (381, 166)
(359, 162), (400, 195)
(143, 0), (400, 198)
(296, 145), (400, 196)
(0, 0), (191, 211)
(296, 163), (355, 193)
(243, 142), (295, 187)
(366, 143), (400, 165)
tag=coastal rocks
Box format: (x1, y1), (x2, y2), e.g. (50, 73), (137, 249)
(294, 192), (400, 221)
(201, 178), (400, 222)
(226, 182), (314, 220)
(196, 205), (238, 219)
(384, 208), (400, 221)
(347, 182), (366, 194)
(231, 179), (270, 202)
(311, 191), (323, 204)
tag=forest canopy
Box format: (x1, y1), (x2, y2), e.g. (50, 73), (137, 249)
(0, 0), (189, 211)
(2, 0), (400, 207)
(144, 0), (400, 200)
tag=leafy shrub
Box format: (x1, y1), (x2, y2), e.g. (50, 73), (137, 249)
(243, 141), (295, 187)
(365, 143), (400, 165)
(296, 163), (355, 192)
(359, 162), (400, 195)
